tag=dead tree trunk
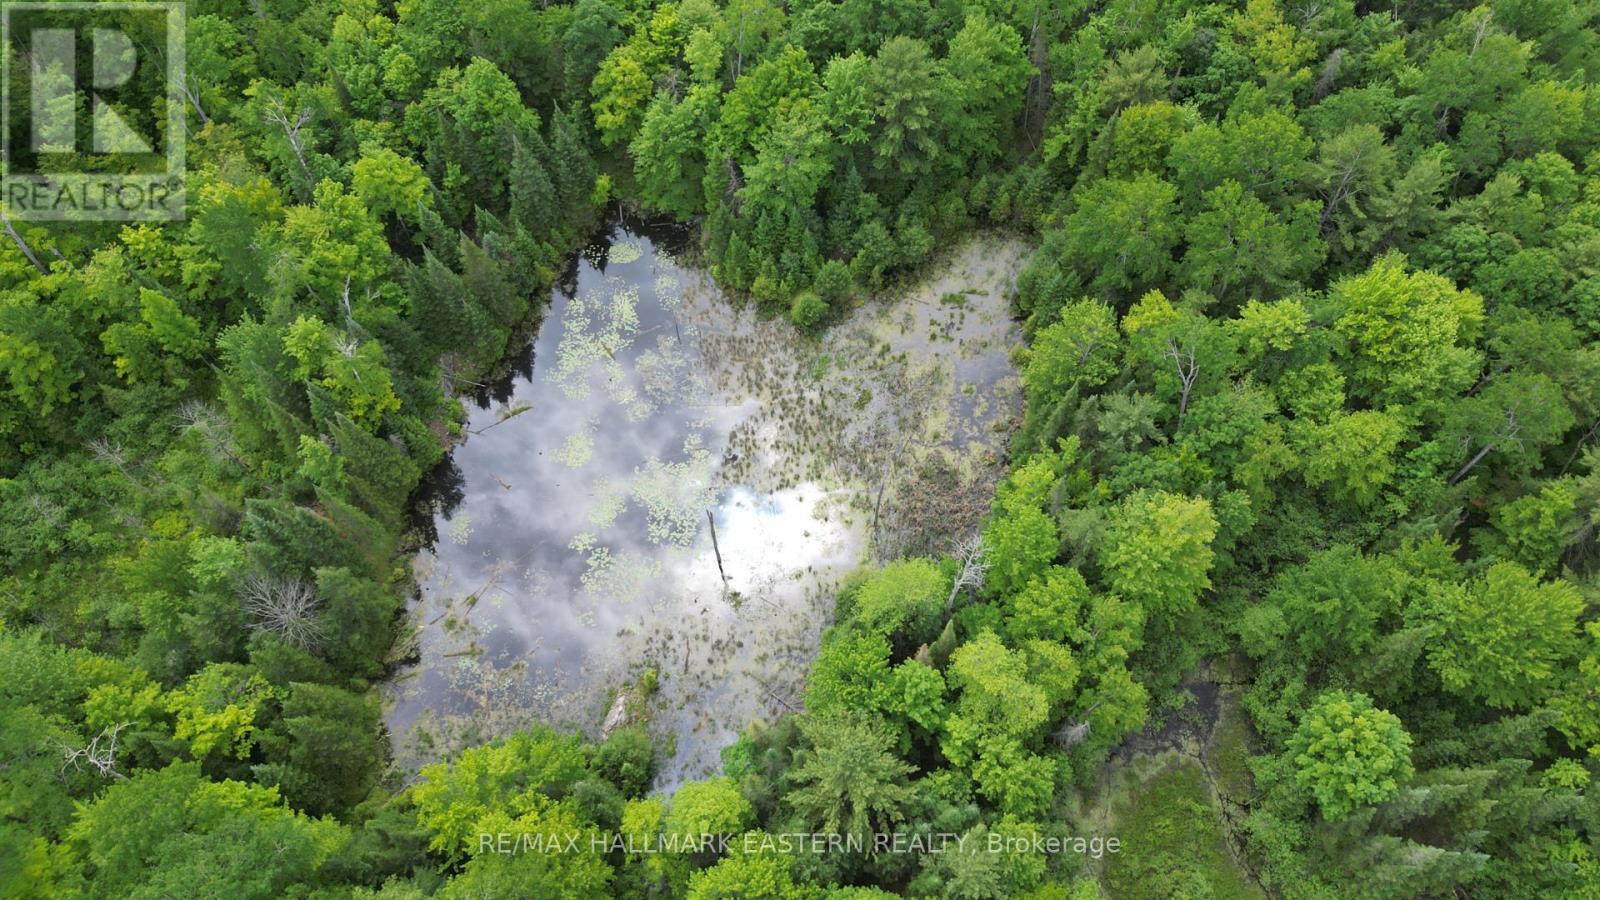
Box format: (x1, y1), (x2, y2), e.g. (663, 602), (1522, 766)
(0, 209), (47, 274)
(945, 534), (988, 613)
(263, 98), (316, 189)
(1166, 339), (1199, 429)
(60, 723), (131, 780)
(1559, 415), (1600, 476)
(707, 510), (728, 585)
(1449, 410), (1520, 485)
(183, 78), (211, 125)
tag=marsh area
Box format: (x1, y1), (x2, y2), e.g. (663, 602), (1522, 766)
(384, 218), (1027, 785)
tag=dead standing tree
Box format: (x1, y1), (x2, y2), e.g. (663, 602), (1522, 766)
(174, 399), (252, 473)
(60, 723), (132, 780)
(945, 533), (988, 613)
(1050, 713), (1093, 750)
(707, 509), (729, 586)
(239, 572), (325, 649)
(1165, 338), (1199, 430)
(89, 438), (153, 494)
(262, 96), (317, 190)
(1449, 406), (1521, 485)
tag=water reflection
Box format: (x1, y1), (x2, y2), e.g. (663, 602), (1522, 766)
(385, 218), (1025, 786)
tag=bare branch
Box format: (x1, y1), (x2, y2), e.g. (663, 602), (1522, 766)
(239, 573), (325, 649)
(263, 97), (316, 186)
(61, 723), (132, 780)
(945, 533), (988, 613)
(1165, 339), (1199, 429)
(1050, 719), (1091, 749)
(175, 400), (251, 470)
(0, 208), (47, 274)
(182, 77), (210, 124)
(1449, 407), (1521, 485)
(88, 438), (151, 493)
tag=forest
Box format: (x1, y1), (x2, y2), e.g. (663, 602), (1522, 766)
(2, 0), (1599, 897)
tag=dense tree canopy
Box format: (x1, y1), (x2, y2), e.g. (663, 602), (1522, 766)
(5, 0), (1600, 897)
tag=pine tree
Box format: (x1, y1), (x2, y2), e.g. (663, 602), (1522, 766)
(509, 132), (559, 239)
(325, 413), (421, 527)
(244, 498), (362, 576)
(549, 107), (598, 222)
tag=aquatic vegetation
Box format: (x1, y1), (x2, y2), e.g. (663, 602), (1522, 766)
(385, 228), (1024, 785)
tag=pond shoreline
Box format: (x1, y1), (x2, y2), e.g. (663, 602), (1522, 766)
(381, 219), (1027, 788)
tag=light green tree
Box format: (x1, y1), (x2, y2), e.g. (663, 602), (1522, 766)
(1419, 562), (1584, 710)
(1287, 691), (1413, 821)
(1025, 299), (1123, 401)
(844, 558), (948, 643)
(982, 439), (1076, 596)
(687, 845), (807, 899)
(441, 803), (612, 899)
(1101, 491), (1217, 623)
(665, 777), (754, 840)
(351, 145), (432, 225)
(412, 726), (590, 856)
(1294, 410), (1406, 506)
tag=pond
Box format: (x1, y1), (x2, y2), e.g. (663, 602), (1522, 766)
(383, 215), (1026, 787)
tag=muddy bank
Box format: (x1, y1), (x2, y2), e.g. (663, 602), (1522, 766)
(383, 219), (1026, 786)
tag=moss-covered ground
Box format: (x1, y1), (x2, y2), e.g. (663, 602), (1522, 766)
(1068, 662), (1266, 899)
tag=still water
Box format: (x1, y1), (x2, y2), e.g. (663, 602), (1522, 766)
(384, 216), (1025, 786)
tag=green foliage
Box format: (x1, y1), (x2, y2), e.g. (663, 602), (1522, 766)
(1, 0), (595, 894)
(941, 631), (1061, 817)
(1329, 253), (1485, 409)
(1061, 174), (1180, 298)
(1001, 566), (1091, 644)
(314, 566), (401, 678)
(785, 713), (914, 836)
(595, 726), (658, 798)
(912, 818), (1050, 899)
(665, 777), (754, 840)
(687, 846), (807, 899)
(841, 558), (948, 646)
(255, 682), (383, 816)
(1294, 410), (1405, 507)
(982, 441), (1076, 596)
(789, 291), (830, 329)
(441, 802), (613, 898)
(1286, 691), (1413, 822)
(68, 762), (342, 897)
(413, 727), (590, 856)
(8, 0), (1600, 896)
(1261, 546), (1403, 662)
(805, 631), (892, 717)
(633, 89), (713, 219)
(167, 663), (280, 762)
(1101, 491), (1217, 624)
(1416, 562), (1585, 710)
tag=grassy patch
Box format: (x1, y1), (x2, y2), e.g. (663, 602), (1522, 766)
(1101, 760), (1262, 900)
(1208, 703), (1257, 806)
